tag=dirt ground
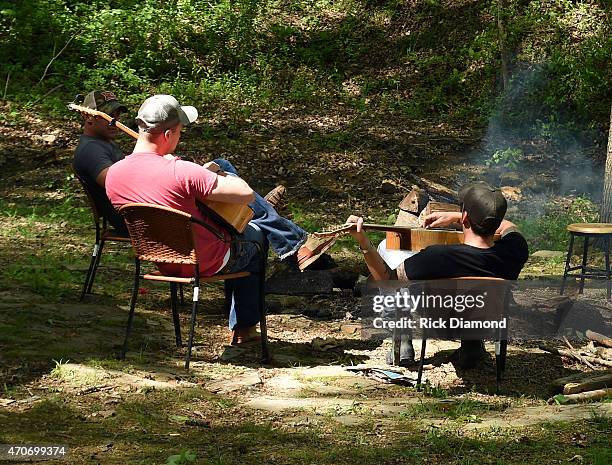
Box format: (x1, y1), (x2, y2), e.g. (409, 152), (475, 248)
(0, 105), (611, 464)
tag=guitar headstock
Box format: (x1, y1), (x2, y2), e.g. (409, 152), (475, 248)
(313, 223), (355, 237)
(67, 103), (107, 121)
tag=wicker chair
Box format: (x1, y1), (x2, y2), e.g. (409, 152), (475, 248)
(74, 172), (131, 300)
(118, 202), (269, 369)
(390, 277), (510, 391)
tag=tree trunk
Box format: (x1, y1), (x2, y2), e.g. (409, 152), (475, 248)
(497, 0), (510, 90)
(601, 105), (612, 223)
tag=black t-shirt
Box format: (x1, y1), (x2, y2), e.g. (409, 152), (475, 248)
(399, 231), (529, 280)
(73, 135), (127, 234)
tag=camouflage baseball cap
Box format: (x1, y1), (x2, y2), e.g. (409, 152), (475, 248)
(82, 90), (127, 114)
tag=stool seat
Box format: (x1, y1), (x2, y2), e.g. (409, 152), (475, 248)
(567, 223), (612, 234)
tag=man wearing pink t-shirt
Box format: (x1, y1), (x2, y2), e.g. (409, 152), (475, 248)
(106, 95), (264, 344)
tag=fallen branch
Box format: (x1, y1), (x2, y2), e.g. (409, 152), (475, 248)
(540, 345), (612, 368)
(586, 330), (612, 349)
(552, 388), (612, 404)
(563, 372), (612, 395)
(563, 336), (595, 369)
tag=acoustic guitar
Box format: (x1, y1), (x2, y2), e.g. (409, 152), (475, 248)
(314, 223), (500, 251)
(68, 102), (254, 233)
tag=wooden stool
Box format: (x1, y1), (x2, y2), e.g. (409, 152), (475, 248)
(560, 223), (612, 301)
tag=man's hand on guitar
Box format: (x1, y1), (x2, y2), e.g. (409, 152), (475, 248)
(423, 211), (462, 229)
(345, 215), (370, 248)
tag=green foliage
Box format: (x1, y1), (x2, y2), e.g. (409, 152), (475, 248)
(485, 147), (524, 169)
(517, 197), (599, 251)
(0, 0), (609, 133)
(165, 450), (197, 465)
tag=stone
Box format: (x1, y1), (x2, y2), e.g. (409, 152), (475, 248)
(340, 323), (362, 335)
(531, 250), (566, 259)
(499, 171), (522, 186)
(266, 295), (308, 314)
(381, 179), (398, 194)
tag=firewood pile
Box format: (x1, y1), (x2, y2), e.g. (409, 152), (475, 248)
(546, 330), (612, 404)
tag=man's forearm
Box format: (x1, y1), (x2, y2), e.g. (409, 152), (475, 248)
(357, 237), (396, 281)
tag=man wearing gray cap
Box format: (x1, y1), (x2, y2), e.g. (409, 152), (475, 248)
(344, 182), (529, 368)
(106, 95), (288, 343)
(72, 90), (129, 235)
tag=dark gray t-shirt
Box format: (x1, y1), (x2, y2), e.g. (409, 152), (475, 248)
(73, 135), (126, 233)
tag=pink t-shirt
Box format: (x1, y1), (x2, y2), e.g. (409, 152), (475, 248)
(106, 152), (230, 277)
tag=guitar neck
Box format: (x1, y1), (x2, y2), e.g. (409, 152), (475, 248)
(68, 103), (139, 139)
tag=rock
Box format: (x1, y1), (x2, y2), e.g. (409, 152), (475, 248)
(267, 295), (308, 314)
(499, 171), (522, 186)
(41, 134), (57, 143)
(266, 269), (335, 295)
(500, 186), (522, 202)
(380, 179), (398, 194)
(340, 323), (362, 335)
(531, 250), (566, 259)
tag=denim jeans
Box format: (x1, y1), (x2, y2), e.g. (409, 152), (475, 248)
(222, 223), (268, 330)
(213, 159), (307, 259)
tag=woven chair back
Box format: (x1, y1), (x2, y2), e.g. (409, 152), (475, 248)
(119, 203), (198, 265)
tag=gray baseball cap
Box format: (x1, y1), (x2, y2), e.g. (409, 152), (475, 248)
(136, 94), (198, 132)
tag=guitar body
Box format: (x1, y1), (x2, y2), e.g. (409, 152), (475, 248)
(386, 229), (464, 251)
(198, 200), (254, 234)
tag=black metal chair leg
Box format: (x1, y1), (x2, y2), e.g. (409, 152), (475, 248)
(259, 251), (270, 364)
(560, 234), (575, 295)
(170, 283), (182, 348)
(579, 236), (589, 294)
(179, 283), (185, 305)
(416, 338), (427, 390)
(80, 241), (100, 301)
(121, 259), (141, 359)
(87, 239), (106, 294)
(392, 307), (401, 365)
(605, 236), (611, 301)
(185, 268), (200, 370)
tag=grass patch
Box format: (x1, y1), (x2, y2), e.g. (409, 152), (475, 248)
(516, 197), (598, 251)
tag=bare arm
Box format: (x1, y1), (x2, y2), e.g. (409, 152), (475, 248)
(206, 174), (255, 204)
(496, 219), (520, 237)
(346, 215), (397, 281)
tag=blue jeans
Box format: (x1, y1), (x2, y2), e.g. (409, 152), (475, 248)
(213, 159), (307, 259)
(223, 223), (268, 330)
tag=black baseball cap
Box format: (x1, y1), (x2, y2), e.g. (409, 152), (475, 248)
(82, 90), (127, 114)
(458, 182), (507, 235)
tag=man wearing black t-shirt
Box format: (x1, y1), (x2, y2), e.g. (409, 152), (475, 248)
(345, 182), (529, 368)
(72, 90), (129, 235)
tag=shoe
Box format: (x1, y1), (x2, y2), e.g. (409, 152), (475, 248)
(229, 326), (260, 345)
(264, 185), (286, 210)
(449, 340), (487, 369)
(386, 336), (415, 367)
(297, 235), (337, 271)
